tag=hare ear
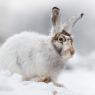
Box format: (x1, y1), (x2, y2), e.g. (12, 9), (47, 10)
(51, 7), (62, 34)
(63, 13), (84, 32)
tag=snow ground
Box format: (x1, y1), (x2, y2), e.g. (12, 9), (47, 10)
(60, 70), (95, 95)
(0, 52), (95, 95)
(0, 70), (95, 95)
(0, 71), (67, 95)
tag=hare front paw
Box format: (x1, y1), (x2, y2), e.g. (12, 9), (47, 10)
(37, 76), (51, 83)
(30, 76), (51, 83)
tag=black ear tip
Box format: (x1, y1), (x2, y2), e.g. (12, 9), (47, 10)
(52, 7), (60, 10)
(80, 13), (84, 17)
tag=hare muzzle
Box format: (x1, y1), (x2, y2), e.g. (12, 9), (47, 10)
(70, 47), (75, 55)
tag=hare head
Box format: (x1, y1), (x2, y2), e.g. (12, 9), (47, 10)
(51, 7), (84, 59)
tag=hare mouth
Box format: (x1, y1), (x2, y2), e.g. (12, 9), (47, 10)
(63, 48), (75, 57)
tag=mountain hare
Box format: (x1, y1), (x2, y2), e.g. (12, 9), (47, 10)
(0, 7), (83, 87)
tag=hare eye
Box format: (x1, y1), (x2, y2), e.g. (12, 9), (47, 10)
(58, 37), (66, 42)
(59, 37), (63, 41)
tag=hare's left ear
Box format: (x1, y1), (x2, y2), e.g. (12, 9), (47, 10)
(51, 7), (62, 34)
(63, 13), (84, 32)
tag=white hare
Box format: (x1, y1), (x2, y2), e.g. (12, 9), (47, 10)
(0, 7), (83, 87)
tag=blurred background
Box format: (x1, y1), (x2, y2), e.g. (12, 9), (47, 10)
(0, 0), (95, 69)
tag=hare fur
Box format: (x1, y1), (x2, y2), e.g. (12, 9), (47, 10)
(0, 7), (83, 87)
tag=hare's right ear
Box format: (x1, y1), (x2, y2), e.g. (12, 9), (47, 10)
(51, 7), (62, 34)
(63, 13), (84, 32)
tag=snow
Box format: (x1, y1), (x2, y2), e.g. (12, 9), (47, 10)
(65, 52), (95, 70)
(0, 69), (95, 95)
(0, 53), (95, 95)
(60, 70), (95, 95)
(0, 70), (65, 95)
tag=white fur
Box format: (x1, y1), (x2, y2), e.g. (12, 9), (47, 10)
(0, 31), (65, 82)
(0, 7), (78, 86)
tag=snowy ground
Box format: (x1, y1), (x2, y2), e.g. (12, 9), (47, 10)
(0, 69), (95, 95)
(60, 70), (95, 95)
(0, 70), (69, 95)
(0, 52), (95, 95)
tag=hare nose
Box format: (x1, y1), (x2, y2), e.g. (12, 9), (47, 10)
(70, 50), (75, 55)
(70, 48), (75, 55)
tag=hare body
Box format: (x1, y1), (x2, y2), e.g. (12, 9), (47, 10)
(0, 7), (83, 87)
(0, 32), (64, 82)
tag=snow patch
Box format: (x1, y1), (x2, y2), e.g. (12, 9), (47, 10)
(0, 70), (69, 95)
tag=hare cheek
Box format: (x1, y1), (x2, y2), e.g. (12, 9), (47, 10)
(54, 41), (63, 48)
(63, 42), (75, 54)
(61, 42), (75, 59)
(61, 49), (72, 60)
(63, 42), (70, 51)
(64, 47), (75, 57)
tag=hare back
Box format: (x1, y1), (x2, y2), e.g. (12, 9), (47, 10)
(0, 32), (64, 78)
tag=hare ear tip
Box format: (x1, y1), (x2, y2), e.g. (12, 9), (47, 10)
(52, 7), (60, 10)
(80, 13), (84, 18)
